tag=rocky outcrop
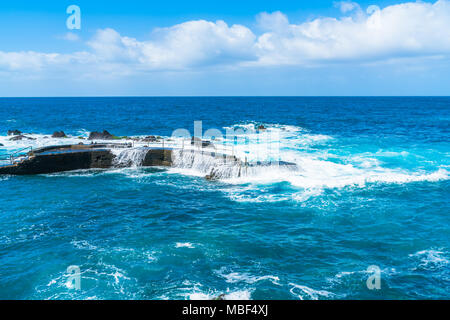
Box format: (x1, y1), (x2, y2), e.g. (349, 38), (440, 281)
(256, 124), (266, 131)
(0, 143), (4, 146)
(52, 131), (66, 138)
(9, 135), (36, 141)
(88, 130), (114, 140)
(7, 130), (22, 136)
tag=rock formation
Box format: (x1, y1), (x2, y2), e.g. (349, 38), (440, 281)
(88, 130), (114, 140)
(7, 130), (22, 136)
(9, 135), (36, 141)
(191, 136), (212, 147)
(52, 131), (66, 138)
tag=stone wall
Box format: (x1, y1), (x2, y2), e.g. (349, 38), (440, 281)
(143, 149), (173, 166)
(0, 149), (114, 175)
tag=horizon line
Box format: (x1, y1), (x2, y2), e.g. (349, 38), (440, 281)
(1, 95), (450, 99)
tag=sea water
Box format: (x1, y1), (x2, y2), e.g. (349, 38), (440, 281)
(0, 97), (448, 299)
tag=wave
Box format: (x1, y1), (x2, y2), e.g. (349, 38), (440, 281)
(169, 123), (448, 183)
(409, 249), (449, 271)
(215, 267), (281, 286)
(175, 242), (195, 249)
(289, 283), (333, 300)
(188, 289), (252, 300)
(111, 147), (148, 167)
(174, 279), (253, 300)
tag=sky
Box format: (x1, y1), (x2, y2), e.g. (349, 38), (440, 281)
(0, 0), (449, 96)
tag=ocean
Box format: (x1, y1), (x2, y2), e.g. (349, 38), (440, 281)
(0, 97), (449, 299)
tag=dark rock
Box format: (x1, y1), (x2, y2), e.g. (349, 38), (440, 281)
(202, 141), (212, 147)
(205, 168), (219, 180)
(141, 135), (158, 142)
(9, 135), (36, 141)
(52, 131), (66, 138)
(88, 130), (114, 140)
(213, 294), (226, 300)
(0, 147), (114, 175)
(0, 143), (3, 146)
(7, 130), (22, 136)
(256, 124), (266, 131)
(191, 137), (201, 144)
(191, 136), (212, 147)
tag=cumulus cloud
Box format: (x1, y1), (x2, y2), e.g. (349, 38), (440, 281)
(254, 0), (450, 66)
(0, 0), (450, 76)
(257, 11), (290, 32)
(87, 20), (256, 70)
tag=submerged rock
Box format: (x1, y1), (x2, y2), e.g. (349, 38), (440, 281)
(0, 143), (4, 146)
(9, 135), (36, 141)
(52, 131), (66, 138)
(88, 130), (114, 140)
(7, 130), (22, 136)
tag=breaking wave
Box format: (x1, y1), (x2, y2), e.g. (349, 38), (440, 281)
(289, 283), (333, 300)
(111, 147), (148, 168)
(409, 249), (449, 271)
(167, 123), (449, 202)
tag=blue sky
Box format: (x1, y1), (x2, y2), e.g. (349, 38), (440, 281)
(0, 0), (449, 96)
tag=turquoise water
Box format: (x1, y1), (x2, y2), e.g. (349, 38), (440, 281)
(0, 97), (449, 299)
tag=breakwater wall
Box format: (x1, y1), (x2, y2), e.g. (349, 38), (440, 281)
(0, 144), (173, 175)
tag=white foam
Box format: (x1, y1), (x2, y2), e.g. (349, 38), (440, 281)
(111, 147), (148, 167)
(0, 133), (86, 152)
(289, 283), (333, 300)
(409, 249), (449, 270)
(215, 268), (281, 286)
(178, 278), (253, 300)
(188, 289), (252, 300)
(175, 242), (195, 249)
(167, 123), (449, 196)
(71, 240), (99, 251)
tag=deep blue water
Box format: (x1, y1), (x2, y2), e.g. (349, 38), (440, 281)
(0, 97), (449, 300)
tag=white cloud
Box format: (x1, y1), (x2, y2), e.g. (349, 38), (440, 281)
(0, 51), (94, 72)
(87, 20), (256, 70)
(62, 32), (80, 42)
(335, 1), (361, 14)
(254, 0), (450, 66)
(257, 11), (290, 32)
(0, 0), (450, 76)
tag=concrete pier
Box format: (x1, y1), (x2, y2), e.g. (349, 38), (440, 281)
(0, 142), (296, 177)
(0, 144), (173, 175)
